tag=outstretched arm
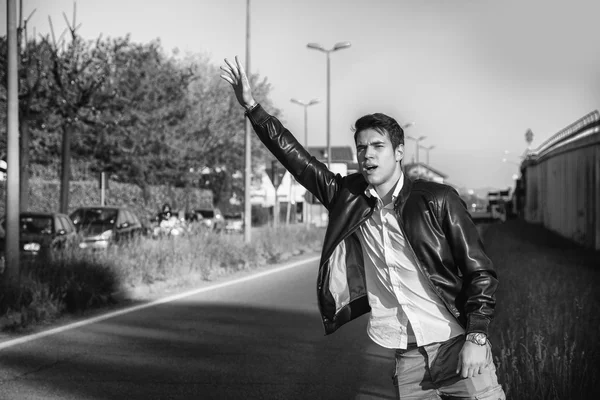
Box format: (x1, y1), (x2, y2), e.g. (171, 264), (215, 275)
(219, 56), (341, 210)
(220, 56), (257, 111)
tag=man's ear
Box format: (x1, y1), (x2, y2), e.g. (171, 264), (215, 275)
(395, 144), (404, 163)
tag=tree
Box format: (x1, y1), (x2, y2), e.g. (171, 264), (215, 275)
(86, 39), (195, 194)
(3, 11), (282, 213)
(175, 54), (280, 207)
(41, 7), (126, 213)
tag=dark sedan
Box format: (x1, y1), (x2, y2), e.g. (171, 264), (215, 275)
(69, 206), (143, 250)
(0, 212), (80, 269)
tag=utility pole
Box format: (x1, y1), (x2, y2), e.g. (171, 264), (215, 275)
(3, 0), (21, 289)
(243, 0), (252, 243)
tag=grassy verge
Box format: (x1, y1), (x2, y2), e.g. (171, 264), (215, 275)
(3, 217), (597, 398)
(0, 225), (324, 332)
(484, 220), (599, 400)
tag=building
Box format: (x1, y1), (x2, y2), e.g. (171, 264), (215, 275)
(403, 162), (448, 183)
(250, 146), (358, 226)
(306, 146), (358, 174)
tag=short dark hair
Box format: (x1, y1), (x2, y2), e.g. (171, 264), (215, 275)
(352, 113), (404, 149)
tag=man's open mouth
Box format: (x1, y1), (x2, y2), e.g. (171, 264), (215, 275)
(364, 165), (377, 171)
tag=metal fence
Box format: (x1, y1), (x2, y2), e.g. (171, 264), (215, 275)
(518, 110), (600, 250)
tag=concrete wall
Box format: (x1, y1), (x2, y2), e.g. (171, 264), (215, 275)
(522, 113), (600, 250)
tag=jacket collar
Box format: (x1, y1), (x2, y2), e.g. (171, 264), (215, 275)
(394, 173), (413, 212)
(355, 172), (412, 211)
(364, 174), (404, 206)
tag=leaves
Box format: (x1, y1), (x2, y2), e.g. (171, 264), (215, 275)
(0, 30), (280, 208)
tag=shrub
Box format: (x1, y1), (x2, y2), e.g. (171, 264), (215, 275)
(0, 224), (325, 331)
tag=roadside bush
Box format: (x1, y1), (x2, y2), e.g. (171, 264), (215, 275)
(0, 224), (325, 331)
(0, 276), (61, 331)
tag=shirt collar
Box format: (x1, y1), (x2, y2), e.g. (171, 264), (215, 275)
(365, 173), (404, 203)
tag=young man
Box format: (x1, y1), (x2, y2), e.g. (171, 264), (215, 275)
(220, 56), (505, 399)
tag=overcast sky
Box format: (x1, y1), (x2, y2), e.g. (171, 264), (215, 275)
(2, 0), (599, 190)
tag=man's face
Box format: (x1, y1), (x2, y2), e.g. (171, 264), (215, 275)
(356, 128), (404, 188)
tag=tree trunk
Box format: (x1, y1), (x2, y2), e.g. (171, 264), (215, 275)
(59, 123), (72, 214)
(19, 118), (30, 211)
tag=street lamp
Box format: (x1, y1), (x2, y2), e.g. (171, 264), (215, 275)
(307, 41), (351, 168)
(502, 158), (521, 167)
(419, 144), (435, 165)
(290, 98), (320, 146)
(407, 135), (427, 165)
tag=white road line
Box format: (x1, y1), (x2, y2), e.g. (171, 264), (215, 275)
(0, 256), (320, 351)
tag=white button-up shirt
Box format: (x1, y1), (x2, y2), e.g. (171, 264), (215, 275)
(357, 174), (464, 349)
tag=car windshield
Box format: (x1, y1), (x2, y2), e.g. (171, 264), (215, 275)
(20, 216), (53, 235)
(77, 209), (118, 225)
(197, 210), (214, 218)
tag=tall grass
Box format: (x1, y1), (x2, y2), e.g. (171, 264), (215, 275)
(0, 225), (324, 331)
(7, 218), (595, 398)
(484, 220), (599, 400)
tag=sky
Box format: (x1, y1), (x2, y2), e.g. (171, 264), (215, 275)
(2, 0), (599, 191)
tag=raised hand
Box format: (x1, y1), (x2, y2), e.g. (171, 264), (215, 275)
(220, 56), (257, 111)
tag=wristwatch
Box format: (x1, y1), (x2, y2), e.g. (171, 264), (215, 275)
(466, 332), (487, 346)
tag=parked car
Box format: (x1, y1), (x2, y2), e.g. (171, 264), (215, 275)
(224, 212), (244, 234)
(0, 212), (81, 270)
(186, 207), (224, 232)
(69, 206), (143, 250)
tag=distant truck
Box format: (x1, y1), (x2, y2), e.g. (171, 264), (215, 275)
(487, 189), (513, 221)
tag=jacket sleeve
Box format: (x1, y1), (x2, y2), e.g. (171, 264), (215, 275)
(441, 186), (499, 335)
(246, 104), (342, 210)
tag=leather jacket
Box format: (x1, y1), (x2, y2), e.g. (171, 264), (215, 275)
(247, 104), (498, 336)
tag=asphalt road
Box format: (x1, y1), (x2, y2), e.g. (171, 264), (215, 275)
(0, 257), (397, 400)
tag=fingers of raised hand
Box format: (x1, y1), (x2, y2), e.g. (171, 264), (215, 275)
(235, 55), (246, 76)
(224, 58), (240, 78)
(219, 69), (234, 85)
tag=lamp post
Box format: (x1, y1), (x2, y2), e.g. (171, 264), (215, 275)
(502, 158), (521, 167)
(407, 135), (427, 164)
(401, 122), (414, 155)
(243, 0), (252, 243)
(290, 98), (319, 226)
(290, 98), (320, 146)
(419, 144), (435, 165)
(307, 41), (351, 168)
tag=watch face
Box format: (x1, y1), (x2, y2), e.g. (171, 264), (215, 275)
(468, 333), (487, 345)
(474, 333), (486, 345)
